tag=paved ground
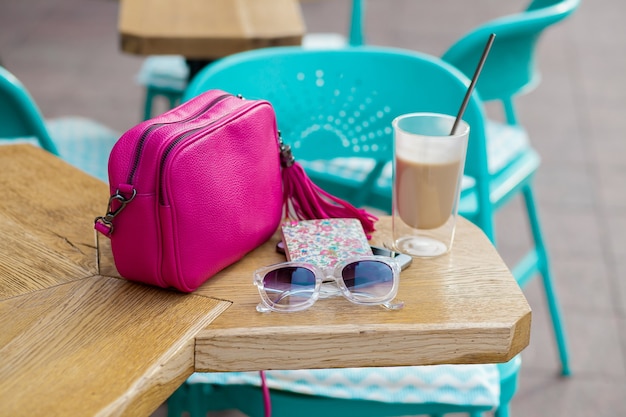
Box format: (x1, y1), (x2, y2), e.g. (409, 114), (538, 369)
(1, 0), (625, 416)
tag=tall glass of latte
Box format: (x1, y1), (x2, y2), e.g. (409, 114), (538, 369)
(392, 113), (469, 257)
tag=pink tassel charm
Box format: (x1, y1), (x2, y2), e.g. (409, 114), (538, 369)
(279, 140), (378, 235)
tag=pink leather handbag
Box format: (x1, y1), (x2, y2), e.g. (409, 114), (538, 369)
(95, 90), (375, 292)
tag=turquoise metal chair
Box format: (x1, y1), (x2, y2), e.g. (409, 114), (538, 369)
(184, 46), (494, 235)
(439, 0), (581, 377)
(442, 0), (580, 124)
(0, 65), (119, 182)
(136, 55), (188, 121)
(0, 65), (59, 155)
(172, 45), (519, 417)
(137, 0), (366, 120)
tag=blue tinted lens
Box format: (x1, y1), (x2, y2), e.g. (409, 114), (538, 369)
(341, 260), (394, 299)
(263, 267), (316, 307)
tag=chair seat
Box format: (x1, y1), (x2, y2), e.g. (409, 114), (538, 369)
(0, 137), (40, 147)
(484, 120), (530, 173)
(36, 117), (117, 182)
(187, 364), (500, 408)
(136, 55), (188, 92)
(45, 117), (119, 182)
(299, 157), (376, 186)
(0, 116), (118, 182)
(299, 157), (474, 211)
(298, 119), (531, 212)
(459, 146), (540, 219)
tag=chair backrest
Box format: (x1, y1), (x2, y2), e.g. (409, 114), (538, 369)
(0, 66), (59, 154)
(184, 46), (491, 225)
(441, 0), (580, 124)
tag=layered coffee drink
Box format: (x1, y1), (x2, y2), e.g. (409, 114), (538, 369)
(395, 156), (462, 230)
(391, 113), (468, 257)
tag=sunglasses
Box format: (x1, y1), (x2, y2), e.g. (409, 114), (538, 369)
(254, 256), (404, 313)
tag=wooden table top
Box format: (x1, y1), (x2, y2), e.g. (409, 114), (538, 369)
(0, 145), (531, 416)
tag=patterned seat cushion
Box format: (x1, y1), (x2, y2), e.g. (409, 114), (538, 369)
(136, 55), (188, 91)
(299, 157), (376, 186)
(187, 364), (500, 407)
(45, 117), (119, 182)
(300, 119), (528, 199)
(300, 158), (475, 196)
(484, 120), (529, 174)
(0, 117), (119, 183)
(0, 137), (40, 147)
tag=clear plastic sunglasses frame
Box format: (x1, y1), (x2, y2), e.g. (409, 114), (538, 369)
(253, 255), (404, 313)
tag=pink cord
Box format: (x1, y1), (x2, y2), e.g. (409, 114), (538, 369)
(259, 370), (272, 417)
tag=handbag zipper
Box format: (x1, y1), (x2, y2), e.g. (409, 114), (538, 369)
(126, 93), (232, 185)
(95, 93), (233, 236)
(158, 99), (261, 206)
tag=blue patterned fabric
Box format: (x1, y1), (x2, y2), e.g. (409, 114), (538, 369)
(299, 157), (375, 185)
(45, 117), (119, 182)
(187, 364), (499, 407)
(300, 158), (475, 195)
(0, 137), (39, 147)
(299, 119), (528, 198)
(484, 120), (529, 173)
(137, 55), (188, 91)
(0, 117), (119, 182)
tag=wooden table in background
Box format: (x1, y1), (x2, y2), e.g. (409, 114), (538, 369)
(118, 0), (305, 60)
(0, 145), (531, 416)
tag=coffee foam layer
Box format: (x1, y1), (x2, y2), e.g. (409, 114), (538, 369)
(395, 132), (465, 165)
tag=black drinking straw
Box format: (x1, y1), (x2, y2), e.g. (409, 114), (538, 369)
(450, 33), (496, 135)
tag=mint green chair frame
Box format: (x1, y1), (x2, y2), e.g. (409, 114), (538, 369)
(441, 0), (581, 377)
(174, 45), (519, 417)
(138, 0), (366, 120)
(0, 66), (59, 155)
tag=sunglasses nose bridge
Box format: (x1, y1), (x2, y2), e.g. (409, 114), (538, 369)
(319, 266), (337, 282)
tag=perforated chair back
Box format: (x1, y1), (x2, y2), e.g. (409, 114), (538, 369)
(185, 46), (492, 231)
(442, 0), (580, 124)
(0, 66), (59, 154)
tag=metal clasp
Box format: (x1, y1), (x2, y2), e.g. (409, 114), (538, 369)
(278, 131), (295, 168)
(94, 188), (137, 236)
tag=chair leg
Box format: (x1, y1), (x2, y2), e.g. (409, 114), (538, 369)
(494, 404), (511, 417)
(166, 383), (189, 417)
(494, 356), (521, 417)
(144, 89), (156, 121)
(167, 93), (180, 110)
(521, 184), (571, 376)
